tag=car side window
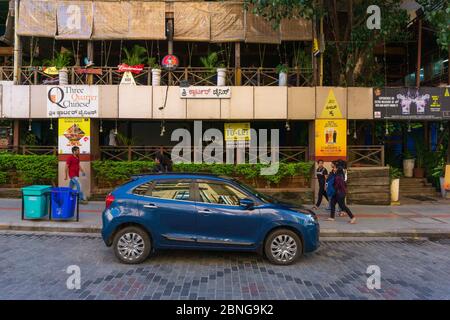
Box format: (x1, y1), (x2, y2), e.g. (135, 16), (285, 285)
(197, 182), (248, 206)
(132, 181), (153, 196)
(150, 179), (191, 201)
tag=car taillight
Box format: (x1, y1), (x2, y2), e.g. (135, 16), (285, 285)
(105, 194), (115, 209)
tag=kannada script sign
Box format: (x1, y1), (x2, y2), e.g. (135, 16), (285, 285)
(47, 86), (98, 118)
(180, 86), (231, 99)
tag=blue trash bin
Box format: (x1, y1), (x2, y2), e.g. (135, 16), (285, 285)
(51, 187), (78, 219)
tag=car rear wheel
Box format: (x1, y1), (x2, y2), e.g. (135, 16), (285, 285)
(264, 229), (302, 265)
(113, 226), (151, 264)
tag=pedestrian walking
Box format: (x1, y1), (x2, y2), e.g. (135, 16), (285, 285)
(326, 167), (356, 224)
(153, 147), (173, 173)
(312, 159), (329, 210)
(65, 146), (87, 203)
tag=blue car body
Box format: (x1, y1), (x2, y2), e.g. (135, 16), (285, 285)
(102, 174), (320, 256)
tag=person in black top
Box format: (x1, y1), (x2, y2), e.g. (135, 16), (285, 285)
(312, 159), (329, 209)
(153, 147), (173, 173)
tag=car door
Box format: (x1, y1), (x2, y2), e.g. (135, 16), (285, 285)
(134, 178), (198, 247)
(194, 179), (261, 248)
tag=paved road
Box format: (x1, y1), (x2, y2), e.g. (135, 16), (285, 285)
(1, 231), (449, 300)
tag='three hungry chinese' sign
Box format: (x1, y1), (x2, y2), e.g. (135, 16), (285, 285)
(47, 86), (99, 118)
(180, 86), (231, 99)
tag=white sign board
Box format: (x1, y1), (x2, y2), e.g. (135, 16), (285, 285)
(120, 71), (136, 85)
(47, 86), (99, 118)
(180, 86), (231, 99)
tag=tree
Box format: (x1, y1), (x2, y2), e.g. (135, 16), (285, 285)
(244, 0), (410, 86)
(417, 0), (449, 53)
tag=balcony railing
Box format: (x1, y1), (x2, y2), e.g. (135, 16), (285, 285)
(347, 145), (385, 167)
(0, 145), (58, 155)
(99, 145), (309, 162)
(3, 66), (314, 87)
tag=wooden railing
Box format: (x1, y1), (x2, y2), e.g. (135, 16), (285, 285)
(347, 145), (384, 167)
(0, 145), (58, 155)
(9, 66), (314, 87)
(99, 145), (309, 162)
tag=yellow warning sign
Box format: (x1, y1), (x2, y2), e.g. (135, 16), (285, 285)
(445, 88), (449, 97)
(320, 89), (343, 118)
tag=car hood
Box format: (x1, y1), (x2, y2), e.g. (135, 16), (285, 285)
(266, 201), (313, 215)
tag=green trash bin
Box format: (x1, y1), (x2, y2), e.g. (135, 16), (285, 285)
(22, 185), (52, 219)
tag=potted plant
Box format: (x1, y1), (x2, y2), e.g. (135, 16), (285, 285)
(199, 51), (224, 85)
(276, 64), (289, 86)
(122, 45), (147, 66)
(402, 150), (415, 178)
(147, 57), (161, 86)
(216, 63), (227, 86)
(389, 166), (402, 202)
(413, 138), (426, 178)
(43, 50), (73, 85)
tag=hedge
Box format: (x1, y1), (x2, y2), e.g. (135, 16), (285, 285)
(92, 160), (314, 187)
(0, 154), (58, 186)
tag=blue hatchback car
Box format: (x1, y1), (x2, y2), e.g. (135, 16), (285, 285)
(102, 173), (320, 265)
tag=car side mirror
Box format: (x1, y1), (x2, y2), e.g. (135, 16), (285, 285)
(239, 198), (254, 210)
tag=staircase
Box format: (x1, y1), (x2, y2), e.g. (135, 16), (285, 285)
(399, 178), (440, 199)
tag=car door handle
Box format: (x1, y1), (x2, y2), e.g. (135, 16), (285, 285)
(198, 209), (213, 215)
(144, 203), (158, 209)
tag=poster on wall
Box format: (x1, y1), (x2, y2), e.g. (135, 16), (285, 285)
(47, 86), (98, 118)
(373, 87), (450, 120)
(315, 119), (347, 160)
(224, 122), (250, 147)
(58, 118), (90, 154)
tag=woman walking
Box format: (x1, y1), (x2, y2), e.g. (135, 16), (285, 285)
(326, 167), (356, 224)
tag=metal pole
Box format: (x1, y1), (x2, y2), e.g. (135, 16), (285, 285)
(415, 19), (422, 88)
(13, 0), (21, 84)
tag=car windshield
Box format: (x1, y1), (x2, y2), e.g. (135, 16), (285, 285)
(232, 179), (279, 204)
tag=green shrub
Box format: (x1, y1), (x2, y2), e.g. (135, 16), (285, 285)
(0, 154), (57, 185)
(92, 160), (314, 188)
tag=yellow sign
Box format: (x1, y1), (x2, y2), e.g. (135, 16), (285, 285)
(445, 88), (449, 97)
(43, 67), (59, 75)
(445, 165), (450, 191)
(320, 89), (343, 118)
(58, 118), (91, 154)
(315, 119), (346, 160)
(224, 123), (251, 141)
(313, 38), (320, 56)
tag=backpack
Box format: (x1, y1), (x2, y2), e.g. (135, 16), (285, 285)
(326, 173), (336, 198)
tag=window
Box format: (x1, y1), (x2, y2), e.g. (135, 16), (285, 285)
(150, 180), (191, 201)
(197, 182), (248, 206)
(132, 181), (153, 196)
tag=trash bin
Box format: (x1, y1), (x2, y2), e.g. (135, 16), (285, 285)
(50, 187), (78, 220)
(22, 185), (52, 219)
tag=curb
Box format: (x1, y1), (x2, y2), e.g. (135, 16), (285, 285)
(1, 224), (450, 239)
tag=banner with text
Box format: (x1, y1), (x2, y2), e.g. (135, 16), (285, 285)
(180, 87), (231, 99)
(373, 87), (450, 120)
(47, 86), (99, 118)
(315, 119), (347, 160)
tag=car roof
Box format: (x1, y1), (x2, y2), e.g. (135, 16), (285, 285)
(131, 172), (233, 182)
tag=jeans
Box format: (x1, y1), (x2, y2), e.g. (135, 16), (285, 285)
(69, 176), (86, 201)
(316, 184), (329, 207)
(330, 194), (354, 219)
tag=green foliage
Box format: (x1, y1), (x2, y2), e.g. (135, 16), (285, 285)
(43, 51), (73, 70)
(147, 56), (160, 69)
(92, 161), (314, 187)
(276, 64), (289, 74)
(417, 0), (450, 52)
(389, 166), (403, 180)
(200, 51), (225, 77)
(0, 154), (57, 185)
(24, 133), (38, 146)
(92, 161), (155, 186)
(115, 132), (137, 146)
(122, 45), (148, 65)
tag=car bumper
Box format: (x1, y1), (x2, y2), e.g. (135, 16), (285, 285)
(303, 223), (320, 253)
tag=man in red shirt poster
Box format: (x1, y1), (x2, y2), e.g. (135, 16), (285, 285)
(65, 146), (87, 203)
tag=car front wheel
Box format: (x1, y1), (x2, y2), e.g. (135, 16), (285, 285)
(264, 229), (302, 265)
(113, 226), (151, 264)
